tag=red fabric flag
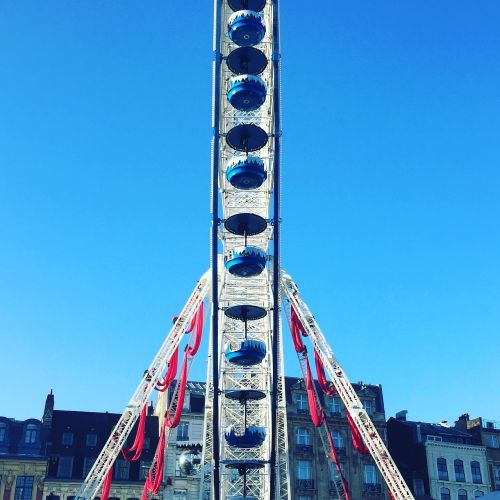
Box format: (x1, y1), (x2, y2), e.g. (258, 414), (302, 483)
(165, 352), (188, 429)
(327, 432), (351, 500)
(314, 348), (336, 396)
(304, 357), (325, 427)
(141, 421), (167, 499)
(187, 303), (204, 356)
(121, 404), (147, 461)
(290, 307), (306, 353)
(346, 411), (369, 455)
(156, 346), (179, 392)
(100, 466), (113, 500)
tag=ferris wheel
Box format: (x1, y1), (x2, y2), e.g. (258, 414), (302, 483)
(73, 1), (416, 500)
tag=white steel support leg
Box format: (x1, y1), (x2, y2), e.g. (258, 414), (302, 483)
(74, 270), (211, 500)
(281, 270), (415, 500)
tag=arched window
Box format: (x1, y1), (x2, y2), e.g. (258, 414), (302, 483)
(296, 427), (311, 446)
(440, 487), (451, 500)
(458, 489), (468, 500)
(471, 461), (482, 484)
(474, 491), (484, 498)
(0, 422), (6, 442)
(437, 458), (448, 481)
(455, 459), (465, 482)
(24, 424), (37, 444)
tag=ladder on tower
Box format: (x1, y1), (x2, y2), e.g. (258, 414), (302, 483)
(281, 270), (415, 500)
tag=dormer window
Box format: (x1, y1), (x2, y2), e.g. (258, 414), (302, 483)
(86, 433), (97, 447)
(24, 424), (37, 444)
(0, 422), (6, 442)
(62, 432), (74, 446)
(296, 394), (308, 413)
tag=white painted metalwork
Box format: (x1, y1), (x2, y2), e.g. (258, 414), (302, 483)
(281, 270), (415, 500)
(73, 270), (210, 500)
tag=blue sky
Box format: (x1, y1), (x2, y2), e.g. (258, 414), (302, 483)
(0, 1), (499, 426)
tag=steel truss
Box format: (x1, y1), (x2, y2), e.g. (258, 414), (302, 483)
(281, 270), (415, 500)
(73, 270), (210, 500)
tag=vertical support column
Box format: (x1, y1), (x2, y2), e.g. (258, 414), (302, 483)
(211, 1), (223, 499)
(270, 1), (281, 498)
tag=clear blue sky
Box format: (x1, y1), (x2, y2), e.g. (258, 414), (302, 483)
(1, 1), (499, 426)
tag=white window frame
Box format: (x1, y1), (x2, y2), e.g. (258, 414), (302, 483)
(296, 393), (308, 412)
(296, 459), (312, 480)
(296, 427), (311, 445)
(363, 464), (377, 484)
(331, 430), (344, 449)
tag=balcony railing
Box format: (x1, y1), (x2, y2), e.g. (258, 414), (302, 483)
(363, 483), (382, 495)
(296, 479), (314, 490)
(295, 444), (313, 454)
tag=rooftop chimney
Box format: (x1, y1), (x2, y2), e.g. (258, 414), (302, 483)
(396, 410), (408, 422)
(42, 389), (54, 428)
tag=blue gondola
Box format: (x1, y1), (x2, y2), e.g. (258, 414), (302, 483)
(225, 340), (266, 366)
(227, 47), (268, 75)
(226, 124), (268, 152)
(225, 246), (266, 277)
(228, 11), (265, 47)
(228, 0), (266, 12)
(225, 213), (267, 236)
(225, 425), (266, 448)
(224, 304), (267, 321)
(226, 155), (266, 190)
(227, 75), (266, 111)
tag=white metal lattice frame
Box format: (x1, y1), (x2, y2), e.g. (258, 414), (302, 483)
(281, 270), (415, 500)
(74, 270), (210, 500)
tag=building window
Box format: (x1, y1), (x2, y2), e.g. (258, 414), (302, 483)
(454, 459), (465, 482)
(140, 460), (152, 480)
(83, 457), (96, 477)
(471, 461), (482, 484)
(296, 394), (308, 413)
(176, 422), (189, 441)
(362, 399), (373, 415)
(327, 397), (341, 415)
(14, 476), (34, 500)
(364, 464), (377, 484)
(57, 456), (74, 478)
(25, 424), (37, 444)
(487, 434), (499, 448)
(440, 487), (451, 500)
(458, 489), (468, 500)
(296, 427), (311, 445)
(114, 459), (130, 480)
(413, 478), (425, 496)
(62, 432), (74, 446)
(437, 457), (448, 481)
(173, 490), (187, 500)
(0, 422), (6, 442)
(86, 433), (97, 446)
(296, 460), (312, 480)
(427, 435), (442, 442)
(474, 491), (484, 498)
(331, 430), (344, 449)
(494, 466), (500, 484)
